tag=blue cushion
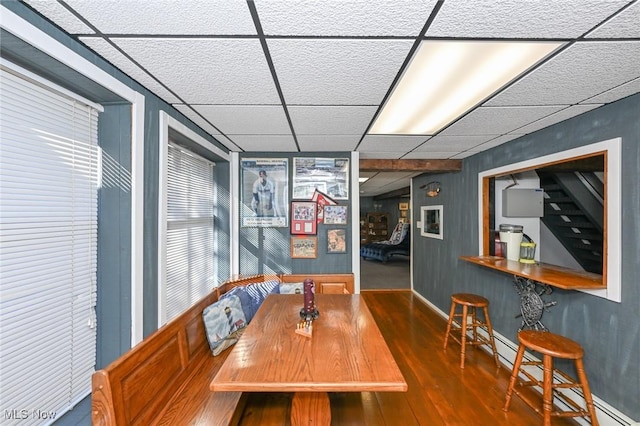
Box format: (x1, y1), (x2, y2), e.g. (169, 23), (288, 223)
(245, 280), (280, 318)
(202, 295), (247, 356)
(279, 282), (304, 294)
(220, 286), (254, 322)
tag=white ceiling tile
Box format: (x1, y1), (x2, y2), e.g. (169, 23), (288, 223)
(359, 152), (406, 159)
(289, 106), (377, 135)
(582, 77), (640, 104)
(192, 105), (290, 135)
(297, 135), (360, 151)
(487, 41), (640, 106)
(63, 0), (255, 35)
(427, 0), (631, 38)
(79, 37), (180, 103)
(23, 0), (95, 34)
(449, 151), (480, 159)
(358, 135), (429, 152)
(228, 135), (298, 152)
(254, 0), (438, 36)
(440, 106), (563, 136)
(173, 105), (245, 151)
(416, 134), (499, 151)
(402, 151), (455, 159)
(113, 38), (279, 104)
(586, 1), (640, 38)
(515, 104), (604, 134)
(268, 39), (413, 104)
(473, 134), (525, 151)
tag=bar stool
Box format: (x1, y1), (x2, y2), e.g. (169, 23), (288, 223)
(503, 330), (598, 426)
(443, 293), (500, 369)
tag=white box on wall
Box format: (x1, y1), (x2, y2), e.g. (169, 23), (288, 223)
(502, 188), (544, 217)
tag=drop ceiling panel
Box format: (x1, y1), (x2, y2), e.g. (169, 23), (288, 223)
(360, 152), (409, 159)
(416, 134), (499, 151)
(228, 135), (298, 152)
(586, 1), (640, 38)
(440, 106), (564, 136)
(254, 0), (438, 36)
(358, 135), (429, 152)
(289, 106), (377, 135)
(192, 105), (291, 135)
(172, 105), (243, 151)
(427, 0), (631, 38)
(473, 134), (526, 151)
(62, 0), (256, 35)
(23, 0), (95, 34)
(297, 135), (361, 151)
(79, 37), (180, 103)
(267, 39), (413, 104)
(487, 41), (640, 106)
(402, 151), (457, 159)
(112, 38), (279, 104)
(583, 77), (640, 104)
(515, 104), (603, 134)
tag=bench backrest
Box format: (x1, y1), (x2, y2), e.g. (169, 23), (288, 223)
(91, 275), (267, 426)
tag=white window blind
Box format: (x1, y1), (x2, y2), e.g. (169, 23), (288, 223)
(0, 67), (99, 425)
(165, 143), (215, 322)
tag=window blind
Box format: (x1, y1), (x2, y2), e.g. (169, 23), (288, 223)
(0, 67), (98, 425)
(165, 143), (215, 322)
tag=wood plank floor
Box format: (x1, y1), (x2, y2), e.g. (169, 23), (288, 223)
(236, 291), (578, 425)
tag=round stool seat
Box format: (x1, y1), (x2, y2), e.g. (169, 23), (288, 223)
(451, 293), (489, 308)
(518, 330), (584, 359)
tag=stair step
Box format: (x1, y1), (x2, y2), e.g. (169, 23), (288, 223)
(544, 209), (588, 216)
(563, 232), (602, 241)
(545, 221), (596, 229)
(544, 196), (574, 203)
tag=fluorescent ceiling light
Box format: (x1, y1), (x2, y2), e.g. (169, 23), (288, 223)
(370, 40), (563, 135)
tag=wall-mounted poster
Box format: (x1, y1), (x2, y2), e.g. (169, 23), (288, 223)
(291, 236), (317, 258)
(323, 205), (348, 225)
(291, 201), (317, 235)
(327, 229), (347, 253)
(311, 189), (337, 224)
(241, 158), (288, 227)
(292, 157), (349, 200)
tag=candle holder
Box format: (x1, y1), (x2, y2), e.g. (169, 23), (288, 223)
(299, 278), (319, 321)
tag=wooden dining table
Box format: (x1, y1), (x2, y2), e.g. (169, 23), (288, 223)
(210, 293), (407, 425)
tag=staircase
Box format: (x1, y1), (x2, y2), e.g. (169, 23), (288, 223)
(538, 172), (604, 274)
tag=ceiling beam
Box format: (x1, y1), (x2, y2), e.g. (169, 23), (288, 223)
(360, 159), (462, 172)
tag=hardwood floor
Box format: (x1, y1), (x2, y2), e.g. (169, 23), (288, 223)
(237, 291), (578, 425)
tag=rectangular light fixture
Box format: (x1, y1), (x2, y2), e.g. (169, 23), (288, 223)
(370, 40), (564, 135)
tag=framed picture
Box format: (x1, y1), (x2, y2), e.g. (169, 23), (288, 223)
(292, 157), (349, 200)
(399, 202), (409, 211)
(420, 205), (443, 239)
(240, 158), (288, 227)
(327, 229), (347, 253)
(291, 236), (317, 258)
(323, 205), (348, 225)
(291, 201), (317, 235)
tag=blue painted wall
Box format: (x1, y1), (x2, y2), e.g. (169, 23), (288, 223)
(412, 93), (640, 419)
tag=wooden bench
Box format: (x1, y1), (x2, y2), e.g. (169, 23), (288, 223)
(91, 273), (354, 425)
(91, 275), (265, 426)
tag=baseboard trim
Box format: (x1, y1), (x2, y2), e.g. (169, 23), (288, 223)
(411, 290), (637, 426)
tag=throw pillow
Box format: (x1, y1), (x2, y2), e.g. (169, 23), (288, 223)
(279, 282), (304, 294)
(245, 279), (280, 318)
(202, 295), (247, 356)
(220, 286), (254, 323)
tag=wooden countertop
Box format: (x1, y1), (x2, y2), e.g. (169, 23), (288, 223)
(460, 256), (605, 290)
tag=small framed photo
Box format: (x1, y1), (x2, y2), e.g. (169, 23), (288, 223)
(399, 202), (409, 211)
(291, 236), (317, 258)
(291, 201), (317, 235)
(420, 205), (443, 240)
(323, 205), (348, 225)
(327, 229), (347, 254)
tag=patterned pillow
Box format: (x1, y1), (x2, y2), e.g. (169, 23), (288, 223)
(202, 295), (247, 356)
(220, 286), (254, 323)
(279, 282), (304, 294)
(245, 280), (280, 318)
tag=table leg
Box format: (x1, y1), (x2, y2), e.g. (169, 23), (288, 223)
(291, 392), (331, 426)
